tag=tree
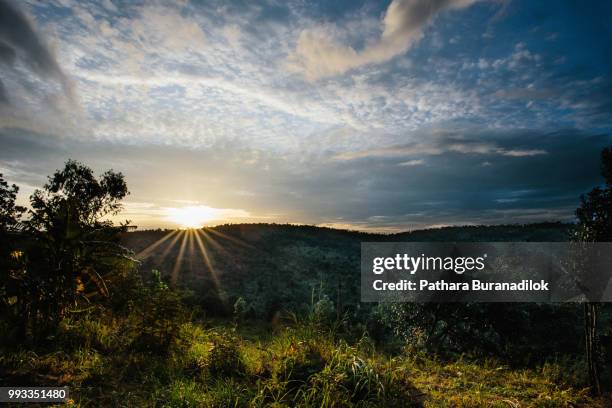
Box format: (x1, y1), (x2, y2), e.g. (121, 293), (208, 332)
(21, 160), (135, 333)
(130, 269), (185, 353)
(0, 174), (26, 329)
(0, 173), (25, 235)
(574, 146), (612, 395)
(0, 173), (25, 267)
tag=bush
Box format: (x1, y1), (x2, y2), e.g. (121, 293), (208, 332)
(129, 270), (186, 353)
(311, 295), (335, 326)
(233, 297), (251, 325)
(206, 332), (246, 378)
(57, 312), (121, 352)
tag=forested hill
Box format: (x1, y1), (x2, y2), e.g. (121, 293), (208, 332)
(121, 222), (572, 317)
(392, 222), (572, 241)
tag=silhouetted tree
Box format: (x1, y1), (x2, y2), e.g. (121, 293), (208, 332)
(0, 174), (26, 334)
(574, 146), (612, 395)
(0, 173), (25, 234)
(21, 160), (135, 334)
(0, 173), (25, 267)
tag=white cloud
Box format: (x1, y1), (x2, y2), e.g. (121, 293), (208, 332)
(131, 5), (207, 52)
(2, 0), (603, 166)
(398, 159), (425, 166)
(286, 0), (478, 80)
(222, 24), (242, 46)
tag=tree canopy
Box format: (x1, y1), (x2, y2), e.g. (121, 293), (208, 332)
(1, 160), (136, 339)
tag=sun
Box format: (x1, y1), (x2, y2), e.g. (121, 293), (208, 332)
(165, 205), (218, 229)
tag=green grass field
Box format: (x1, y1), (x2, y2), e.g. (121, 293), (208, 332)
(1, 313), (605, 407)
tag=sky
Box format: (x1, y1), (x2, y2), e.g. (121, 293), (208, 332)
(0, 0), (611, 231)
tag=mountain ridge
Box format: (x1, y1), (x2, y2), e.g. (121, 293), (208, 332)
(121, 222), (573, 317)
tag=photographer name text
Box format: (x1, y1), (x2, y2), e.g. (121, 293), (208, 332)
(373, 279), (549, 292)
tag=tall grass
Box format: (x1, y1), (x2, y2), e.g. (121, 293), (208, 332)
(0, 310), (599, 407)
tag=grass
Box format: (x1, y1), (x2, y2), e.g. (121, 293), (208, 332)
(0, 314), (604, 407)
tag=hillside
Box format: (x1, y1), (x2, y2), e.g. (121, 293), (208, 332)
(122, 222), (572, 317)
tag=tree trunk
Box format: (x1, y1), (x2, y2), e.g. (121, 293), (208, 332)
(336, 278), (342, 321)
(584, 302), (601, 396)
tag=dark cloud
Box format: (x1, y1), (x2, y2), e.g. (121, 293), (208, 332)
(0, 0), (71, 101)
(0, 41), (16, 65)
(279, 129), (612, 228)
(0, 79), (7, 103)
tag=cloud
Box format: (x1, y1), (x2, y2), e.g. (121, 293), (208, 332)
(287, 0), (478, 80)
(130, 5), (207, 52)
(0, 0), (72, 100)
(501, 149), (547, 157)
(333, 130), (548, 161)
(222, 24), (242, 46)
(398, 159), (425, 166)
(164, 205), (250, 227)
(2, 0), (606, 153)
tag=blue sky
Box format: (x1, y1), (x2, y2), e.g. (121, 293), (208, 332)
(0, 0), (611, 230)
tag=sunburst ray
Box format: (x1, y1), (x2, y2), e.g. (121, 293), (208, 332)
(204, 227), (256, 250)
(154, 229), (184, 265)
(135, 230), (179, 259)
(170, 230), (188, 285)
(194, 229), (223, 295)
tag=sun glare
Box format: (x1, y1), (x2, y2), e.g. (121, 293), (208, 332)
(165, 205), (218, 229)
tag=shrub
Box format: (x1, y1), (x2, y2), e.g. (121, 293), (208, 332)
(206, 333), (246, 378)
(311, 295), (335, 326)
(129, 270), (186, 353)
(233, 297), (250, 325)
(57, 312), (121, 352)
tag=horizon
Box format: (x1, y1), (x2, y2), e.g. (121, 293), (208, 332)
(125, 220), (573, 235)
(1, 0), (611, 231)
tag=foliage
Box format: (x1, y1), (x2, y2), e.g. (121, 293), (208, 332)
(573, 146), (612, 394)
(0, 317), (599, 407)
(27, 160), (133, 315)
(0, 173), (26, 330)
(233, 296), (250, 325)
(1, 161), (136, 340)
(311, 294), (336, 326)
(383, 302), (583, 363)
(205, 331), (246, 378)
(575, 146), (612, 242)
(129, 269), (186, 353)
(0, 173), (25, 234)
(125, 222), (571, 322)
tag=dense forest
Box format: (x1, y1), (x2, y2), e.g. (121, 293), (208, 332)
(123, 222), (572, 319)
(1, 158), (612, 407)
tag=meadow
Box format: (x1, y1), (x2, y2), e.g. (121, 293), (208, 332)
(0, 302), (602, 407)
